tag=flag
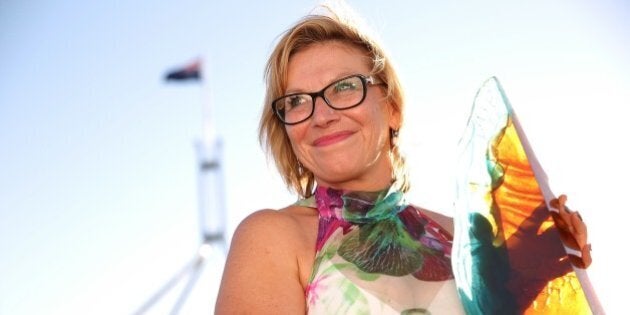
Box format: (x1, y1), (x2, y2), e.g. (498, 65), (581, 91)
(453, 77), (603, 314)
(164, 59), (201, 81)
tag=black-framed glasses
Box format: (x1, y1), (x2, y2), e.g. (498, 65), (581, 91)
(272, 74), (382, 125)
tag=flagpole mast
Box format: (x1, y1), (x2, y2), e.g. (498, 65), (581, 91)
(196, 57), (227, 250)
(133, 57), (227, 315)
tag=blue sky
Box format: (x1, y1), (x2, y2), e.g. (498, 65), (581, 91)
(1, 0), (628, 314)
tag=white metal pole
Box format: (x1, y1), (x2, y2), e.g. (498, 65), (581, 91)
(196, 57), (227, 251)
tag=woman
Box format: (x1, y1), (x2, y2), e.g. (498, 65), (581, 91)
(215, 9), (590, 314)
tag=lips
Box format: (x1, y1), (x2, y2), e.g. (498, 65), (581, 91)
(313, 131), (355, 147)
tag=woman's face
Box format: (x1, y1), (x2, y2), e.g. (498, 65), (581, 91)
(284, 41), (400, 191)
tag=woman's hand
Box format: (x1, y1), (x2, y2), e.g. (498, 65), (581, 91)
(549, 194), (592, 268)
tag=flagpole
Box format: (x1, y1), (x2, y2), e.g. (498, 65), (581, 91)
(133, 57), (227, 314)
(197, 57), (227, 250)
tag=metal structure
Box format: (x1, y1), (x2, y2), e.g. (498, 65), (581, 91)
(132, 59), (226, 314)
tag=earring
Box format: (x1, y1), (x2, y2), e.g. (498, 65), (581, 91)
(390, 128), (399, 138)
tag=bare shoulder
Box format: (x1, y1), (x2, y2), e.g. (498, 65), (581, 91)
(222, 207), (316, 279)
(215, 206), (318, 314)
(234, 208), (303, 240)
(233, 205), (317, 245)
(413, 205), (454, 236)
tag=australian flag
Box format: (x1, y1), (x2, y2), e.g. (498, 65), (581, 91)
(165, 59), (201, 81)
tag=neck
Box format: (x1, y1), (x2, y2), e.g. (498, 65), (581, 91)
(315, 177), (393, 192)
(314, 153), (395, 192)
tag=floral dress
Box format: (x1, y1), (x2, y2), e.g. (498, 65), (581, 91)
(300, 184), (465, 314)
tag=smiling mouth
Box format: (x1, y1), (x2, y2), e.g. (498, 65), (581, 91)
(313, 131), (355, 147)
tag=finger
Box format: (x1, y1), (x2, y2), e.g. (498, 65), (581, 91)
(557, 194), (570, 215)
(570, 212), (588, 248)
(549, 196), (560, 211)
(554, 195), (575, 232)
(550, 195), (567, 214)
(558, 194), (567, 206)
(579, 244), (593, 268)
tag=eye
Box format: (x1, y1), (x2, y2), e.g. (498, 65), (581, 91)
(333, 79), (359, 93)
(285, 95), (308, 110)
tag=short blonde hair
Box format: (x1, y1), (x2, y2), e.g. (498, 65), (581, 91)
(258, 11), (408, 198)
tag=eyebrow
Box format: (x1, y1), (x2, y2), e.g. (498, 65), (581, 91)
(284, 72), (362, 94)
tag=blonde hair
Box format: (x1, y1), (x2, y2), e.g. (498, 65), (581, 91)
(258, 9), (409, 198)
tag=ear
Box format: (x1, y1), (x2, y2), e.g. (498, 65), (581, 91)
(387, 101), (402, 130)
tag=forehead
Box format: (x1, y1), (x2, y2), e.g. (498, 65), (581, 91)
(285, 41), (372, 92)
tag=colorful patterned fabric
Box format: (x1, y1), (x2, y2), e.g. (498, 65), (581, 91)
(301, 183), (465, 314)
(453, 77), (603, 314)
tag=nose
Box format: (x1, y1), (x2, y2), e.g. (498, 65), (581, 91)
(311, 96), (339, 126)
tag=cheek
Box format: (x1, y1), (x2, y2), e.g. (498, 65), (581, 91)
(285, 122), (303, 139)
(366, 102), (392, 135)
(285, 126), (307, 157)
(365, 91), (391, 123)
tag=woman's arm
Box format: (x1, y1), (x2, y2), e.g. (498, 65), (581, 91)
(215, 210), (307, 314)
